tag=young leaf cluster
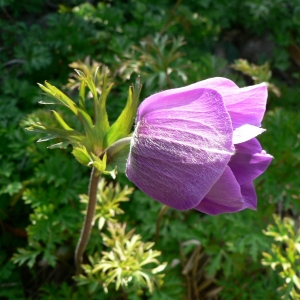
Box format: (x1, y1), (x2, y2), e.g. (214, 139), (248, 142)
(75, 222), (166, 296)
(80, 178), (134, 230)
(26, 68), (141, 176)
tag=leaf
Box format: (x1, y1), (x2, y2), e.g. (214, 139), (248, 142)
(2, 181), (23, 196)
(94, 74), (113, 146)
(75, 69), (97, 100)
(104, 76), (141, 147)
(48, 141), (72, 149)
(106, 142), (130, 173)
(38, 99), (61, 105)
(12, 247), (42, 268)
(72, 145), (92, 166)
(38, 82), (78, 115)
(89, 153), (107, 173)
(77, 108), (102, 154)
(51, 110), (74, 131)
(26, 123), (84, 144)
(79, 80), (86, 110)
(206, 251), (223, 276)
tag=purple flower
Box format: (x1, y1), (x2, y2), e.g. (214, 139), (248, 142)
(126, 78), (273, 215)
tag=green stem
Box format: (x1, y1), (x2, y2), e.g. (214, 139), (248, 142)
(75, 167), (100, 275)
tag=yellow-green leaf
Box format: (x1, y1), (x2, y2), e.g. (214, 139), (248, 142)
(72, 145), (92, 166)
(104, 76), (141, 147)
(52, 110), (74, 131)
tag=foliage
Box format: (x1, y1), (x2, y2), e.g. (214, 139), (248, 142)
(26, 67), (141, 177)
(1, 0), (300, 299)
(116, 34), (188, 89)
(77, 179), (166, 297)
(258, 108), (300, 213)
(75, 222), (166, 295)
(231, 59), (281, 97)
(262, 215), (300, 299)
(11, 154), (87, 268)
(81, 178), (133, 230)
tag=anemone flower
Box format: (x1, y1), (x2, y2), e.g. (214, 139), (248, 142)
(126, 78), (273, 215)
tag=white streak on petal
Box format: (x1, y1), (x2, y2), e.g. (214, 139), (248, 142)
(233, 124), (265, 144)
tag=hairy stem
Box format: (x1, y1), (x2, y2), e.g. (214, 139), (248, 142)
(75, 167), (100, 274)
(74, 137), (131, 274)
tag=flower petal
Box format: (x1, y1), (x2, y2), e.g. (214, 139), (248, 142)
(126, 88), (234, 210)
(240, 182), (257, 210)
(224, 83), (268, 128)
(173, 77), (267, 129)
(137, 77), (238, 118)
(233, 124), (266, 144)
(229, 138), (273, 185)
(194, 167), (244, 215)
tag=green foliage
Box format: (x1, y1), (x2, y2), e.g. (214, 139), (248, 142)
(26, 68), (141, 176)
(75, 222), (166, 295)
(0, 253), (24, 299)
(12, 154), (87, 268)
(116, 34), (188, 89)
(231, 59), (281, 97)
(258, 108), (300, 212)
(262, 215), (300, 299)
(37, 282), (108, 300)
(81, 178), (134, 230)
(72, 179), (166, 296)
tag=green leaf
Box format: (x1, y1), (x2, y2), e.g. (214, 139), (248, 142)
(88, 152), (117, 177)
(38, 82), (78, 115)
(72, 145), (92, 166)
(77, 108), (102, 155)
(2, 181), (23, 196)
(51, 110), (74, 131)
(93, 66), (100, 85)
(206, 251), (223, 276)
(106, 139), (131, 173)
(37, 134), (60, 142)
(89, 152), (107, 173)
(106, 146), (129, 173)
(48, 141), (72, 149)
(26, 124), (84, 144)
(79, 80), (86, 110)
(104, 76), (141, 147)
(12, 247), (42, 268)
(94, 74), (113, 146)
(38, 99), (60, 105)
(75, 69), (97, 100)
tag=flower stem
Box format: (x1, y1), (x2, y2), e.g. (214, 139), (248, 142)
(74, 137), (132, 274)
(75, 167), (100, 275)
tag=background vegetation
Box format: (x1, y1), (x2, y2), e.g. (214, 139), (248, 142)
(1, 0), (300, 299)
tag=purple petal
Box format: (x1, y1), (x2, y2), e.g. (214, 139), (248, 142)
(175, 78), (267, 130)
(137, 77), (238, 119)
(240, 182), (257, 210)
(194, 167), (244, 215)
(126, 88), (234, 210)
(224, 83), (268, 128)
(229, 138), (273, 185)
(181, 77), (239, 92)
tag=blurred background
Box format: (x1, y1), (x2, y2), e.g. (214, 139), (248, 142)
(1, 0), (300, 299)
